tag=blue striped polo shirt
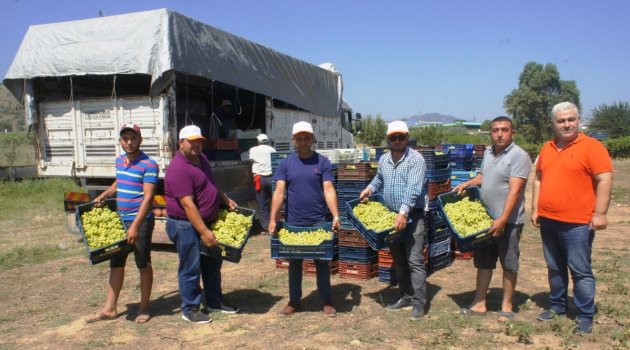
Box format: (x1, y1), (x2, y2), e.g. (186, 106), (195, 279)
(116, 151), (159, 221)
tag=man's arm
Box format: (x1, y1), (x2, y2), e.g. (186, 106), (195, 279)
(268, 180), (286, 234)
(93, 181), (117, 205)
(178, 195), (217, 247)
(219, 191), (238, 210)
(452, 173), (483, 194)
(126, 182), (157, 244)
(489, 177), (527, 237)
(323, 181), (340, 231)
(531, 170), (541, 228)
(591, 171), (613, 231)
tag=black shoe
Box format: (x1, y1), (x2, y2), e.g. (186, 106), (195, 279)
(182, 308), (212, 323)
(537, 309), (564, 322)
(208, 302), (239, 314)
(385, 297), (412, 311)
(575, 319), (593, 334)
(409, 305), (424, 321)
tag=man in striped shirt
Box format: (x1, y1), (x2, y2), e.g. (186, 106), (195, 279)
(86, 123), (159, 324)
(359, 120), (427, 320)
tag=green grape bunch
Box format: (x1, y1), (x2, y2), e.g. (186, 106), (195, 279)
(81, 207), (127, 250)
(443, 197), (493, 237)
(277, 228), (333, 246)
(353, 200), (396, 232)
(210, 210), (253, 247)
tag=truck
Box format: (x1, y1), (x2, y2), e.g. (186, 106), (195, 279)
(3, 9), (361, 243)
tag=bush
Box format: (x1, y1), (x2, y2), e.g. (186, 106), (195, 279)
(603, 136), (630, 158)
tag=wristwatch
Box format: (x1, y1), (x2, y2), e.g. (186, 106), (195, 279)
(333, 217), (340, 221)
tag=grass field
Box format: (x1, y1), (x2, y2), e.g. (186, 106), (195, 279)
(0, 162), (629, 349)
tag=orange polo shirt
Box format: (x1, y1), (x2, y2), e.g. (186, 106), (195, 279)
(536, 133), (613, 224)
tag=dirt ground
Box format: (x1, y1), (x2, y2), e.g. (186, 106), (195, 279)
(1, 164), (629, 349)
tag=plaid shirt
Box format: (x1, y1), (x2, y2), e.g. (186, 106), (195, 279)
(368, 147), (426, 216)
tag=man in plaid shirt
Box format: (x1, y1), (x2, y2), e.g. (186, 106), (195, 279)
(360, 120), (427, 320)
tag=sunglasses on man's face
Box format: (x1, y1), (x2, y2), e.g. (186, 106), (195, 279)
(388, 134), (407, 142)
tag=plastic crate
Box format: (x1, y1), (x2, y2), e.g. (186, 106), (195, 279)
(426, 237), (451, 258)
(204, 149), (240, 161)
(75, 199), (132, 265)
(425, 165), (451, 182)
(427, 226), (451, 243)
(449, 158), (473, 171)
(206, 138), (238, 150)
(339, 260), (378, 280)
(199, 207), (256, 263)
(426, 210), (447, 232)
(270, 222), (336, 260)
(437, 186), (495, 252)
(420, 150), (451, 169)
(427, 179), (452, 200)
(337, 162), (378, 180)
(325, 149), (360, 164)
(339, 246), (377, 263)
(275, 258), (290, 269)
(426, 251), (454, 275)
(345, 195), (413, 250)
(303, 259), (339, 276)
(338, 229), (370, 248)
(378, 266), (398, 285)
(378, 249), (395, 268)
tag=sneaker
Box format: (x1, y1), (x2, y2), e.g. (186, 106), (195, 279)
(182, 308), (212, 324)
(537, 309), (564, 322)
(386, 297), (412, 311)
(575, 319), (593, 334)
(409, 305), (424, 321)
(323, 303), (337, 317)
(280, 302), (300, 317)
(208, 302), (239, 314)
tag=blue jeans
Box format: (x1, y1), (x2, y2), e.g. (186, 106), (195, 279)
(288, 259), (331, 304)
(166, 217), (224, 314)
(389, 210), (427, 307)
(539, 217), (595, 321)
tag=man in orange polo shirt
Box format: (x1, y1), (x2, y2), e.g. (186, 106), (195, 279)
(531, 101), (613, 334)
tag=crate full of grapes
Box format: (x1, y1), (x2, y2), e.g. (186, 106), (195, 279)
(75, 199), (132, 265)
(270, 222), (335, 260)
(437, 186), (495, 252)
(345, 194), (412, 250)
(199, 207), (255, 263)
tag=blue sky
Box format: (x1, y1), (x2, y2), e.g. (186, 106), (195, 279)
(2, 1), (629, 121)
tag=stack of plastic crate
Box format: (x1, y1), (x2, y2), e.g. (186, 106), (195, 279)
(378, 248), (397, 285)
(449, 170), (479, 189)
(421, 150), (451, 211)
(438, 144), (473, 171)
(303, 258), (339, 276)
(338, 224), (378, 280)
(472, 144), (486, 171)
(424, 211), (455, 275)
(270, 151), (291, 192)
(335, 162), (378, 226)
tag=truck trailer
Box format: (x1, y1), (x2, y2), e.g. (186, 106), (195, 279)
(3, 9), (361, 242)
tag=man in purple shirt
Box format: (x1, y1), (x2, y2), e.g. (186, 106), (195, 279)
(165, 125), (238, 324)
(269, 121), (341, 317)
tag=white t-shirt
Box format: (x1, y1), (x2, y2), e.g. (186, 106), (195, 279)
(248, 144), (276, 176)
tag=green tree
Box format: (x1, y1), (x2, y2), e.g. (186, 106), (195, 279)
(504, 62), (581, 144)
(480, 119), (492, 131)
(588, 102), (630, 138)
(410, 125), (447, 146)
(356, 114), (387, 146)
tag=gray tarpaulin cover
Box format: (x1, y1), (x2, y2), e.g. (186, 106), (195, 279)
(3, 8), (342, 117)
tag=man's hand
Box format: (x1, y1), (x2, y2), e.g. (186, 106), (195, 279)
(359, 188), (372, 202)
(590, 213), (608, 231)
(126, 225), (139, 244)
(488, 218), (507, 238)
(530, 212), (539, 228)
(268, 220), (277, 235)
(451, 183), (467, 195)
(201, 229), (218, 247)
(93, 195), (105, 208)
(226, 198), (238, 211)
(332, 217), (341, 232)
(394, 213), (407, 232)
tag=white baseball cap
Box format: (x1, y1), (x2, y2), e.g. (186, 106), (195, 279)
(257, 134), (269, 142)
(292, 121), (314, 136)
(387, 120), (409, 135)
(179, 125), (206, 140)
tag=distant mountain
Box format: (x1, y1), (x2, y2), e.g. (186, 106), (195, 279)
(404, 113), (457, 126)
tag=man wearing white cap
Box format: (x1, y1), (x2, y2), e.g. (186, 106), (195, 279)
(215, 99), (236, 139)
(165, 125), (239, 323)
(359, 120), (428, 320)
(269, 121), (341, 317)
(248, 133), (276, 233)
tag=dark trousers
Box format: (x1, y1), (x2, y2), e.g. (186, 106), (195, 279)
(390, 210), (427, 307)
(256, 175), (273, 230)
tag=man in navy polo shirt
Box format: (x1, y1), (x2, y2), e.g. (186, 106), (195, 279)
(269, 121), (341, 317)
(165, 125), (239, 324)
(86, 123), (158, 324)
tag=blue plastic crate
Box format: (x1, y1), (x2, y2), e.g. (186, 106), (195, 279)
(426, 251), (454, 275)
(437, 186), (495, 252)
(427, 226), (450, 243)
(270, 222), (336, 260)
(199, 207), (256, 263)
(378, 266), (398, 284)
(338, 246), (377, 263)
(427, 237), (451, 257)
(426, 210), (447, 232)
(345, 195), (412, 250)
(450, 170), (478, 181)
(420, 150), (451, 169)
(426, 165), (451, 182)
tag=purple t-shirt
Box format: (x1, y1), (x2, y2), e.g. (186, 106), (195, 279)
(165, 151), (220, 221)
(274, 152), (334, 226)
